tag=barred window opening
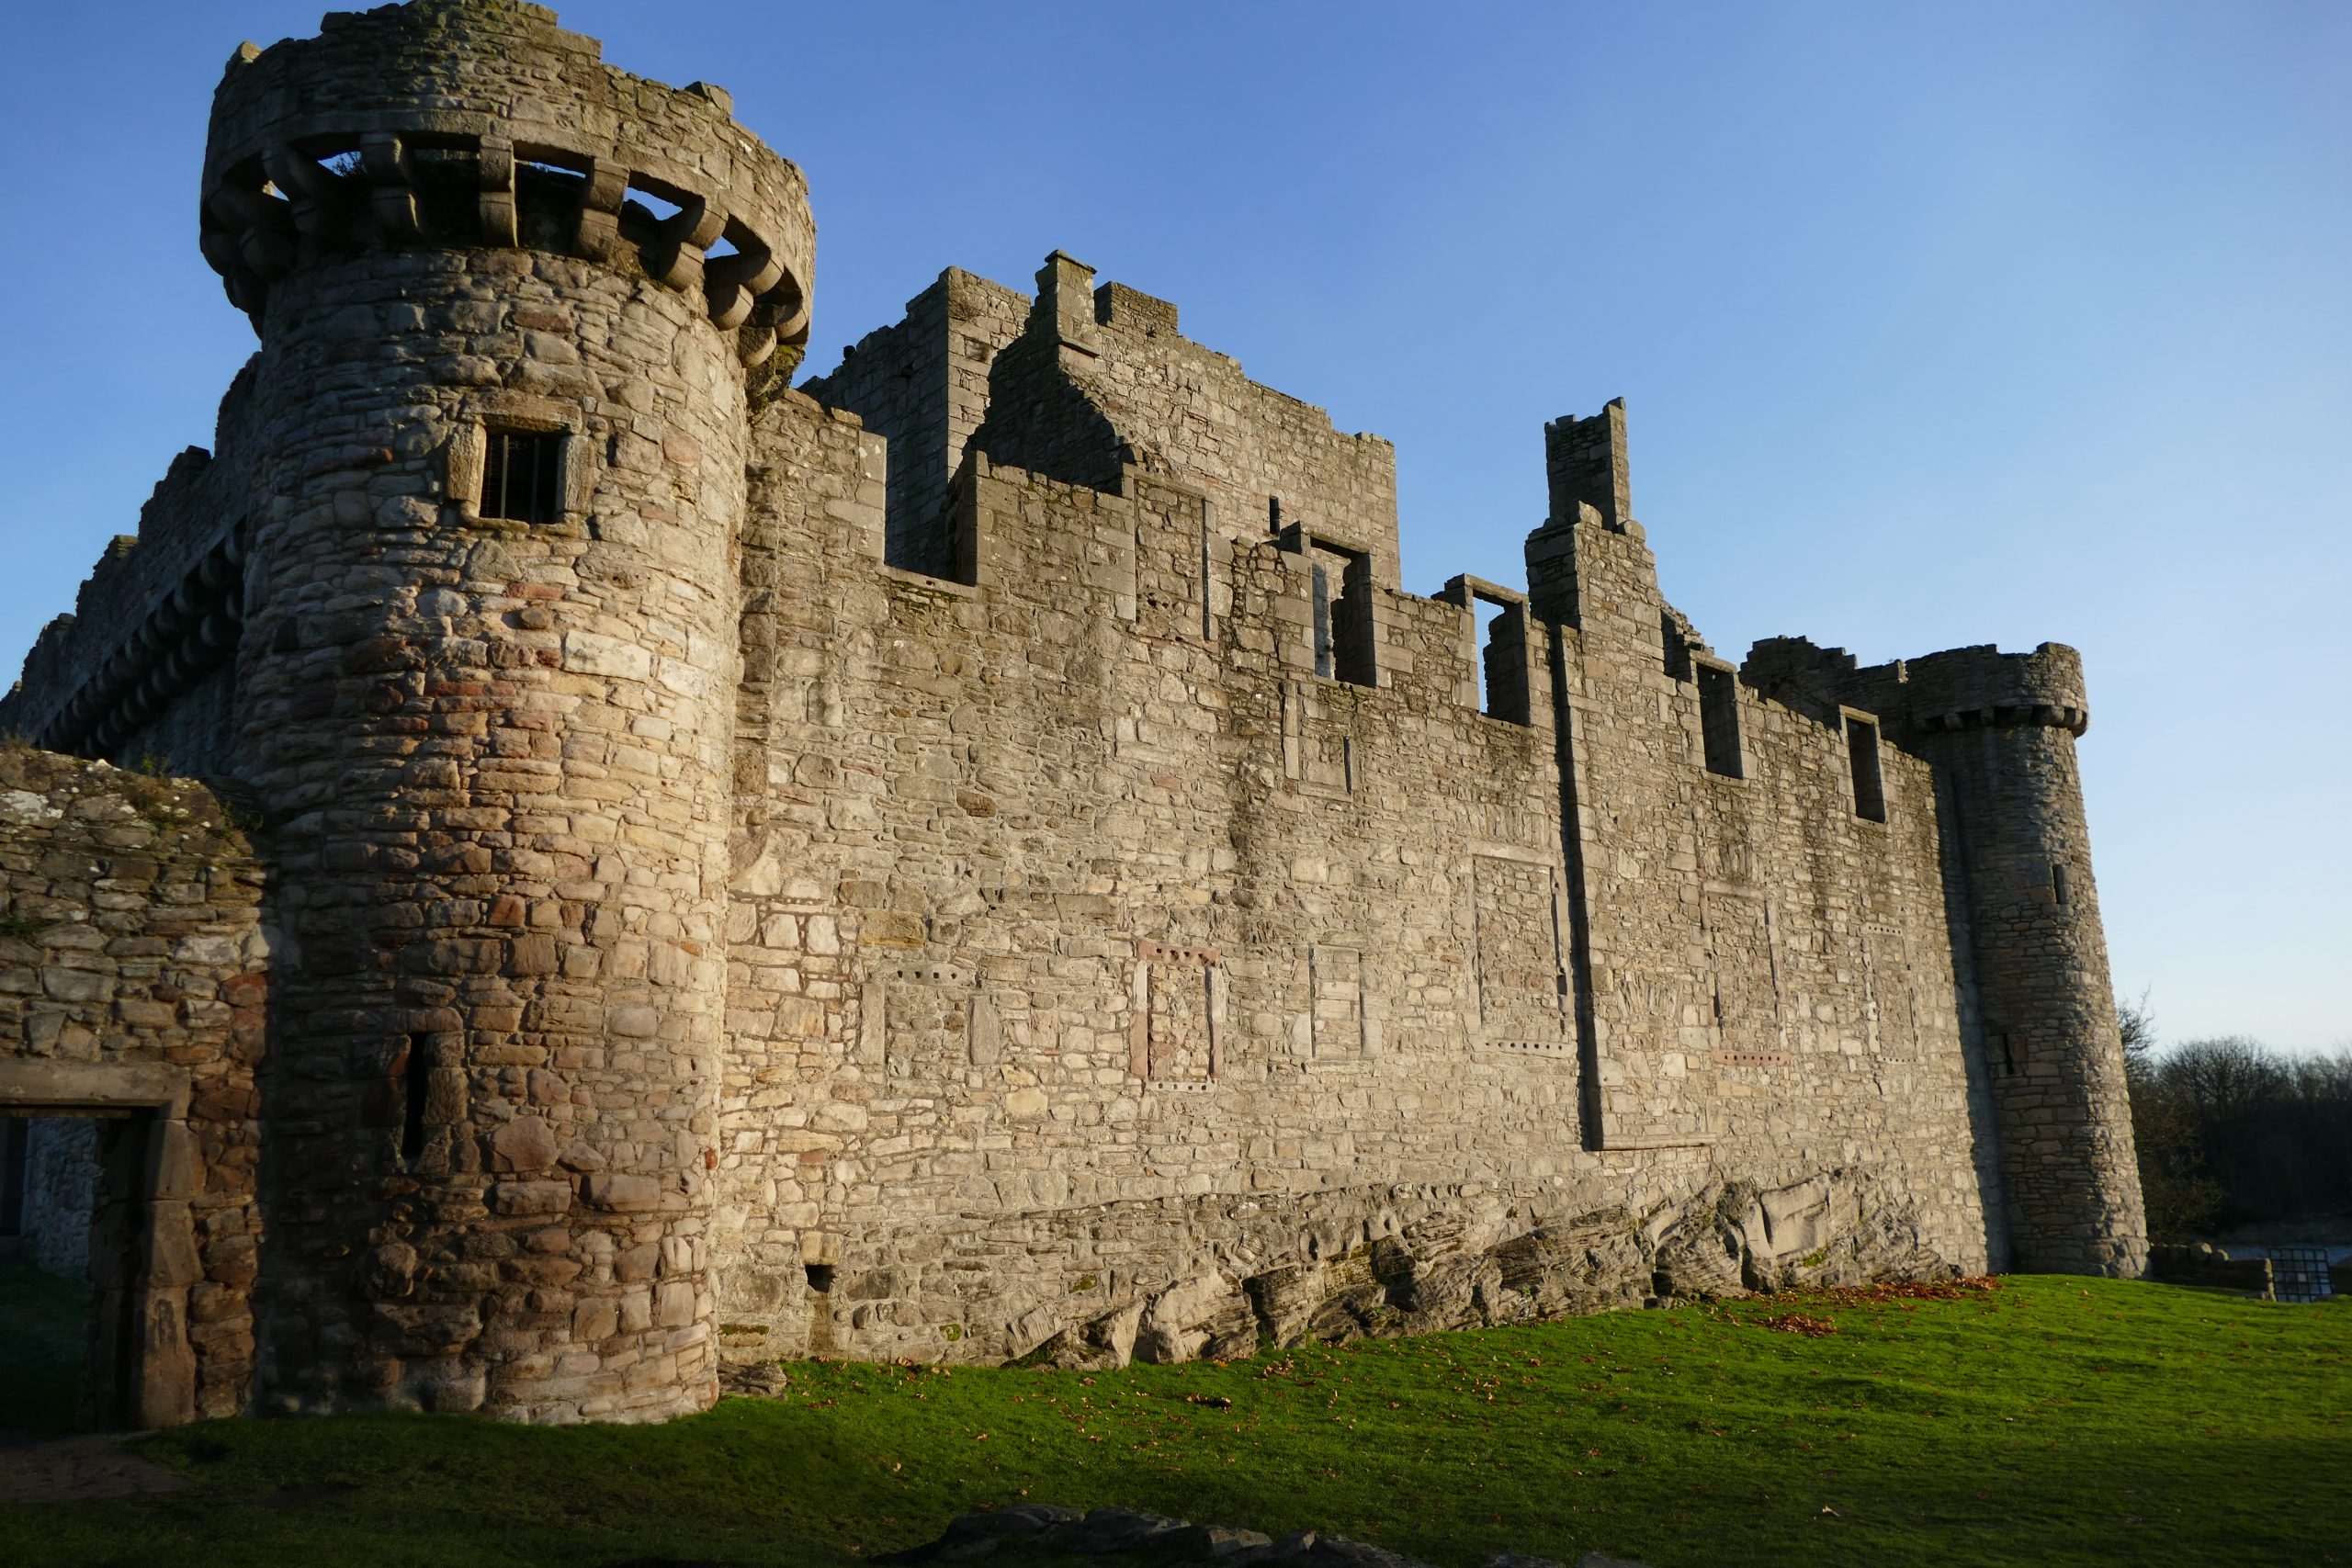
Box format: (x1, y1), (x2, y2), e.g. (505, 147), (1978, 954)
(481, 427), (564, 524)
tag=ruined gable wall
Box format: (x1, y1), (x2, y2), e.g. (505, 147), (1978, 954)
(808, 258), (1402, 592)
(799, 270), (1027, 578)
(1082, 280), (1402, 583)
(0, 747), (267, 1420)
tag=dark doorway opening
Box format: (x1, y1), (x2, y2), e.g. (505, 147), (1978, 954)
(0, 1107), (182, 1434)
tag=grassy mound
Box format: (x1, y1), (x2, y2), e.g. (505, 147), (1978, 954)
(3, 1276), (2346, 1566)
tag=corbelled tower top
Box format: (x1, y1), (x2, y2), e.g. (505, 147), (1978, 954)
(199, 0), (811, 366)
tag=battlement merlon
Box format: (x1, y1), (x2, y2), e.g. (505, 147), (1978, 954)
(1745, 637), (2090, 740)
(200, 0), (811, 363)
(1545, 399), (1633, 533)
(1522, 399), (1657, 635)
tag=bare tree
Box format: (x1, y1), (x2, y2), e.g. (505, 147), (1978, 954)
(2130, 1021), (2352, 1233)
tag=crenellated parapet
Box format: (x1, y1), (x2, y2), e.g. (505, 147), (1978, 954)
(1743, 637), (2088, 739)
(2, 447), (246, 764)
(200, 0), (811, 363)
(26, 536), (243, 761)
(1891, 643), (2087, 737)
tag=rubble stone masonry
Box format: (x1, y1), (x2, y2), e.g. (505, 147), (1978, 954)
(1, 0), (2143, 1426)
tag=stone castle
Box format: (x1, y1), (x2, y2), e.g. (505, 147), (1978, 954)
(0, 0), (2143, 1428)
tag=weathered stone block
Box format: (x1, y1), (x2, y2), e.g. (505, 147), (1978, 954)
(582, 1173), (662, 1212)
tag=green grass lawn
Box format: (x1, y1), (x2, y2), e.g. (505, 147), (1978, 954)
(0, 1258), (88, 1437)
(2, 1275), (2346, 1567)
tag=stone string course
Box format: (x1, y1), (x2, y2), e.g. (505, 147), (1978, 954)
(0, 0), (2144, 1427)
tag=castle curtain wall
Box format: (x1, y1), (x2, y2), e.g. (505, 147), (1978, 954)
(713, 371), (2007, 1365)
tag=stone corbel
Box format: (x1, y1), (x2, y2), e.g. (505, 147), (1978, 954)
(706, 228), (784, 332)
(207, 184), (294, 282)
(360, 131), (420, 243)
(643, 189), (725, 293)
(263, 142), (344, 248)
(477, 133), (517, 247)
(573, 157), (628, 262)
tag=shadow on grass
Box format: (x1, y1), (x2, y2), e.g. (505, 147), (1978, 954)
(0, 1277), (2346, 1568)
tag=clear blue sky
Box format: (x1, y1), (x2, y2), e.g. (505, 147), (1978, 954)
(2, 2), (2344, 1052)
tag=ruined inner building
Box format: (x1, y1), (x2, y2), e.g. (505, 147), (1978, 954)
(0, 0), (2144, 1429)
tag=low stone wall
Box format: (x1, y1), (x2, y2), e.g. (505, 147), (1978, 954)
(2148, 1243), (2275, 1299)
(0, 743), (266, 1421)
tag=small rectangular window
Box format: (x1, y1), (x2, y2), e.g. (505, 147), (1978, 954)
(1199, 509), (1214, 641)
(1308, 548), (1376, 687)
(1292, 529), (1374, 688)
(1330, 550), (1376, 688)
(1475, 593), (1531, 725)
(1845, 715), (1886, 822)
(2052, 863), (2070, 904)
(1699, 663), (1742, 777)
(401, 1033), (429, 1163)
(481, 427), (564, 524)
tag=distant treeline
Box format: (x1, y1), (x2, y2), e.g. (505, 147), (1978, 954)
(2120, 999), (2352, 1240)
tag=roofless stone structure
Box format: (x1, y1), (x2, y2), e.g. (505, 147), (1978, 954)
(0, 0), (2143, 1427)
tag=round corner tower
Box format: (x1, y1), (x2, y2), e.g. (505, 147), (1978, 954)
(201, 0), (810, 1420)
(1897, 643), (2148, 1279)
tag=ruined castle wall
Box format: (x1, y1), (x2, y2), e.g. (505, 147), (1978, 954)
(1532, 506), (1996, 1265)
(114, 664), (243, 780)
(713, 381), (1997, 1368)
(0, 748), (267, 1420)
(721, 408), (1586, 1359)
